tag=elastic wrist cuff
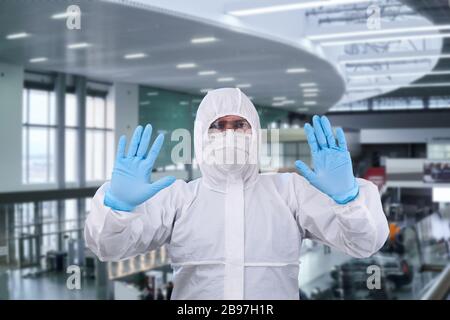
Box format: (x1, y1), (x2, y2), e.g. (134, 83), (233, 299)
(104, 190), (135, 212)
(332, 182), (360, 205)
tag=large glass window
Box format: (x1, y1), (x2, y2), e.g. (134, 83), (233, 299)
(40, 201), (59, 254)
(328, 96), (450, 113)
(85, 95), (114, 182)
(12, 199), (83, 266)
(64, 199), (79, 231)
(23, 88), (114, 185)
(428, 143), (450, 160)
(329, 100), (369, 112)
(280, 142), (311, 169)
(22, 88), (57, 184)
(373, 97), (423, 110)
(429, 96), (450, 109)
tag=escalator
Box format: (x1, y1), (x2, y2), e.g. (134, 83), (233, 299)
(304, 208), (449, 300)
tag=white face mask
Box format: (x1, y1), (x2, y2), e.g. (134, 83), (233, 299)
(203, 130), (252, 172)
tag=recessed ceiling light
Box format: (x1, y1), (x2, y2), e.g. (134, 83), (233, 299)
(286, 68), (308, 74)
(177, 63), (197, 69)
(273, 96), (287, 101)
(303, 93), (318, 98)
(200, 88), (213, 93)
(6, 32), (30, 40)
(67, 42), (91, 49)
(272, 99), (296, 106)
(179, 101), (189, 105)
(140, 101), (151, 106)
(51, 11), (80, 19)
(304, 101), (317, 106)
(299, 82), (317, 87)
(51, 12), (68, 19)
(217, 77), (234, 82)
(147, 91), (159, 96)
(236, 83), (252, 88)
(29, 57), (48, 63)
(124, 53), (147, 59)
(303, 88), (319, 93)
(198, 70), (217, 76)
(228, 0), (369, 16)
(191, 37), (218, 44)
(297, 108), (309, 112)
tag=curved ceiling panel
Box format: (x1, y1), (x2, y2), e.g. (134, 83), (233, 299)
(0, 0), (345, 114)
(129, 0), (446, 109)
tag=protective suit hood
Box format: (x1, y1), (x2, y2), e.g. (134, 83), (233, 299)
(194, 88), (260, 192)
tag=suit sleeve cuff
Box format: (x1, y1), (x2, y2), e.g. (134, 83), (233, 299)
(331, 180), (360, 205)
(103, 188), (135, 212)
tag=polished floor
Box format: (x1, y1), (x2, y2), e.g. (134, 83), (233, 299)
(0, 267), (98, 300)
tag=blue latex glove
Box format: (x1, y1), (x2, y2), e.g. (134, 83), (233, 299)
(295, 115), (359, 205)
(104, 124), (176, 212)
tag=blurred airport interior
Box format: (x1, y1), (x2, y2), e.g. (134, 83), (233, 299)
(0, 0), (449, 300)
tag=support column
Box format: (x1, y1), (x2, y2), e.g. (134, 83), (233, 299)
(95, 260), (114, 300)
(56, 200), (65, 253)
(55, 73), (66, 189)
(76, 76), (87, 187)
(6, 205), (16, 266)
(76, 198), (85, 266)
(423, 96), (430, 109)
(0, 63), (24, 192)
(0, 205), (10, 265)
(368, 98), (374, 111)
(55, 75), (67, 262)
(33, 202), (40, 265)
(112, 82), (139, 142)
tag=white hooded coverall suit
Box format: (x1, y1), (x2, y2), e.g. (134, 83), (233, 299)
(85, 88), (389, 300)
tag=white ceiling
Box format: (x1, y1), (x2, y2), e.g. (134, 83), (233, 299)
(137, 0), (444, 106)
(0, 0), (345, 114)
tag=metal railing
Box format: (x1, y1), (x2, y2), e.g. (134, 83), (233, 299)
(0, 187), (170, 277)
(0, 187), (98, 267)
(0, 187), (98, 204)
(421, 264), (450, 300)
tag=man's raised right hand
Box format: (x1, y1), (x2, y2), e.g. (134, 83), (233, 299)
(104, 124), (176, 212)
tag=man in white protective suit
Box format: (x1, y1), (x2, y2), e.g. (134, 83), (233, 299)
(85, 87), (389, 300)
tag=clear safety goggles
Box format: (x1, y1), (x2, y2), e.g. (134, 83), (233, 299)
(208, 118), (252, 133)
